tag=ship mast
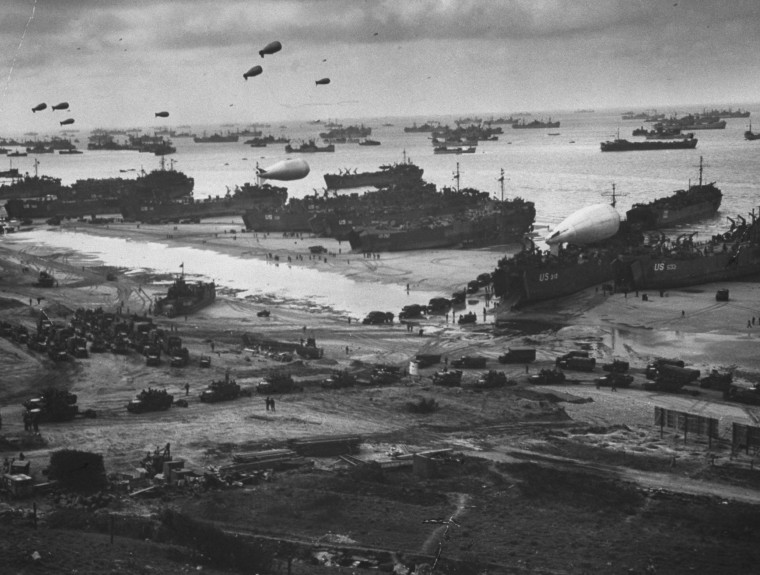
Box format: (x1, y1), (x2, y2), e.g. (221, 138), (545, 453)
(453, 162), (461, 193)
(698, 155), (703, 187)
(33, 157), (39, 178)
(497, 168), (505, 202)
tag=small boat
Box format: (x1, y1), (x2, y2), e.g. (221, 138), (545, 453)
(358, 139), (381, 146)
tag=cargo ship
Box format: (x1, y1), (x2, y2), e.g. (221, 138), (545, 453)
(323, 156), (424, 190)
(319, 124), (371, 140)
(600, 137), (698, 152)
(625, 159), (722, 230)
(120, 182), (287, 223)
(284, 140), (335, 153)
(513, 118), (560, 129)
(193, 133), (239, 143)
(153, 273), (216, 318)
(403, 122), (439, 133)
(703, 108), (750, 118)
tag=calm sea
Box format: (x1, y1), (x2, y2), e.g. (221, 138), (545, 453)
(5, 107), (759, 314)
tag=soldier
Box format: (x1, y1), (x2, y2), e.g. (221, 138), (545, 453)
(270, 397), (276, 412)
(185, 383), (190, 396)
(22, 410), (31, 432)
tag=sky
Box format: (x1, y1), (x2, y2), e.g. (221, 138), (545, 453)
(1, 0), (759, 132)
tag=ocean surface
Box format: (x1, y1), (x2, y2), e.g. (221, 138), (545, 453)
(4, 107), (760, 314)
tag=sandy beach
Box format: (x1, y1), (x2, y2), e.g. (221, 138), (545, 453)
(2, 220), (760, 574)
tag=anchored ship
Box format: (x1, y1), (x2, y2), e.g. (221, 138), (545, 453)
(626, 158), (721, 230)
(323, 155), (424, 190)
(600, 137), (698, 152)
(513, 118), (560, 129)
(193, 133), (239, 143)
(285, 140), (335, 153)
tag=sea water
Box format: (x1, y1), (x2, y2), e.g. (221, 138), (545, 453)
(4, 107), (760, 314)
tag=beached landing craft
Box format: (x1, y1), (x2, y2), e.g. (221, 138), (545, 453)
(153, 272), (216, 318)
(494, 189), (760, 309)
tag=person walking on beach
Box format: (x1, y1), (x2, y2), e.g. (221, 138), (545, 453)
(185, 383), (190, 396)
(265, 396), (271, 411)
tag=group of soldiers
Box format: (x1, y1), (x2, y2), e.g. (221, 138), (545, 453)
(22, 409), (40, 433)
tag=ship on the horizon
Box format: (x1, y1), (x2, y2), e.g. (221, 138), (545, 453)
(600, 137), (698, 152)
(323, 156), (424, 190)
(285, 140), (335, 153)
(193, 133), (239, 143)
(403, 122), (439, 133)
(512, 118), (560, 129)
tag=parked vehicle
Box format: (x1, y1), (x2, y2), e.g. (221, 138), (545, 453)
(498, 347), (536, 364)
(595, 372), (634, 388)
(557, 356), (596, 372)
(529, 369), (566, 385)
(451, 355), (487, 369)
(433, 369), (463, 386)
(602, 359), (629, 373)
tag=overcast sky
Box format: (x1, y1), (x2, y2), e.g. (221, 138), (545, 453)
(1, 0), (759, 131)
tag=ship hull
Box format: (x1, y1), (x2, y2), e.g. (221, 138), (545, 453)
(516, 260), (614, 303)
(5, 197), (122, 219)
(617, 248), (760, 291)
(601, 139), (698, 152)
(625, 183), (722, 230)
(242, 209), (313, 232)
(323, 165), (424, 190)
(347, 212), (534, 252)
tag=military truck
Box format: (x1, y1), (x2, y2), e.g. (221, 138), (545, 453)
(322, 371), (358, 389)
(370, 365), (402, 385)
(556, 355), (596, 372)
(200, 375), (241, 403)
(602, 359), (630, 373)
(594, 372), (634, 388)
(432, 369), (463, 386)
(474, 370), (511, 389)
(451, 355), (487, 369)
(399, 304), (426, 320)
(427, 297), (451, 314)
(699, 370), (733, 392)
(257, 372), (298, 394)
(529, 369), (566, 385)
(645, 358), (685, 379)
(498, 347), (536, 364)
(23, 389), (80, 422)
(127, 388), (174, 413)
